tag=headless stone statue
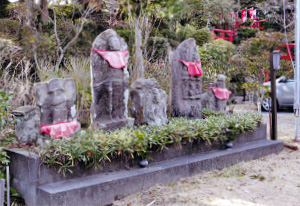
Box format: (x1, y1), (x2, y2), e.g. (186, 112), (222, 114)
(130, 78), (168, 126)
(12, 106), (40, 144)
(90, 29), (129, 130)
(34, 78), (77, 125)
(206, 74), (230, 112)
(171, 38), (202, 119)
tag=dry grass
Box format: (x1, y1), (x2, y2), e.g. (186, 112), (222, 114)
(114, 104), (300, 206)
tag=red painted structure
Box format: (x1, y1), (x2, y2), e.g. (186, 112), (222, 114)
(251, 19), (266, 30)
(212, 18), (266, 43)
(212, 29), (237, 43)
(277, 44), (295, 61)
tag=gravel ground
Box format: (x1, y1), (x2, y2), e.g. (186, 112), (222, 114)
(114, 104), (300, 206)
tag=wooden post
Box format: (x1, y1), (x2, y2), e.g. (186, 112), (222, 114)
(270, 51), (280, 140)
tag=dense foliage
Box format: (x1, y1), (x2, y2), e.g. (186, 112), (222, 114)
(39, 112), (263, 175)
(199, 39), (236, 83)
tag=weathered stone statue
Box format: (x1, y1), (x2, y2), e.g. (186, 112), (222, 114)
(130, 78), (168, 126)
(12, 106), (40, 144)
(171, 38), (203, 119)
(90, 29), (130, 130)
(34, 78), (77, 125)
(206, 74), (231, 112)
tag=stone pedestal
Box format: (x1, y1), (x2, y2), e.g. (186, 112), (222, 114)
(171, 38), (202, 119)
(12, 106), (40, 144)
(90, 29), (129, 130)
(130, 78), (168, 126)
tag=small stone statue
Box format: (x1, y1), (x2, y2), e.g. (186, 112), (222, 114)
(171, 38), (203, 119)
(130, 78), (168, 126)
(206, 74), (231, 112)
(90, 29), (130, 130)
(12, 106), (40, 144)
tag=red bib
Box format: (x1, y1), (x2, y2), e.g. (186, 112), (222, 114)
(92, 49), (129, 69)
(40, 120), (78, 139)
(207, 87), (231, 100)
(174, 59), (203, 77)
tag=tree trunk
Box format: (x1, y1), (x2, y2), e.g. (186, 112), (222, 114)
(25, 0), (34, 26)
(134, 18), (144, 78)
(109, 0), (117, 28)
(40, 0), (49, 24)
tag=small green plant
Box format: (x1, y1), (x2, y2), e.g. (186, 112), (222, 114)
(0, 90), (25, 205)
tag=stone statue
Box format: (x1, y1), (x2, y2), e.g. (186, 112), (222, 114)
(90, 29), (130, 130)
(171, 38), (203, 119)
(206, 74), (231, 112)
(130, 78), (168, 126)
(34, 78), (78, 125)
(12, 106), (40, 144)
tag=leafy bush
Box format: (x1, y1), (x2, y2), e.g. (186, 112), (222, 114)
(39, 112), (263, 175)
(186, 27), (213, 46)
(199, 39), (236, 82)
(0, 90), (25, 205)
(146, 37), (170, 62)
(236, 28), (259, 44)
(160, 29), (178, 41)
(0, 19), (22, 39)
(240, 19), (254, 27)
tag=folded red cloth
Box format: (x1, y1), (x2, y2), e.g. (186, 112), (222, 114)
(207, 87), (231, 100)
(92, 49), (129, 69)
(40, 120), (78, 139)
(174, 59), (203, 77)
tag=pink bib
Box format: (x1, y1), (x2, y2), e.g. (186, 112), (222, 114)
(92, 49), (129, 69)
(40, 120), (78, 139)
(207, 87), (231, 100)
(174, 59), (203, 77)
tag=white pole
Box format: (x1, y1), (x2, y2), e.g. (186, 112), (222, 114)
(0, 179), (4, 206)
(295, 0), (300, 140)
(6, 167), (9, 206)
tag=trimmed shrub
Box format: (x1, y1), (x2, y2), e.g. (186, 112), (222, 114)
(186, 27), (213, 46)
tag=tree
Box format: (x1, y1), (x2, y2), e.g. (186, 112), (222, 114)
(40, 0), (49, 23)
(32, 1), (97, 71)
(0, 0), (10, 18)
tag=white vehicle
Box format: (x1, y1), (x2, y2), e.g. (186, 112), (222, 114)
(261, 77), (294, 111)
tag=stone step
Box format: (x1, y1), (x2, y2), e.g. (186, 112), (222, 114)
(37, 139), (283, 206)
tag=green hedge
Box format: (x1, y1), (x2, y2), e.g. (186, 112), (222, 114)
(40, 112), (263, 175)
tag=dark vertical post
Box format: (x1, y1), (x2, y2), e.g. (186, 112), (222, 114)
(270, 51), (280, 140)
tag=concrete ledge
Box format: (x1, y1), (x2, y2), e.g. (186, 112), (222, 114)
(7, 124), (267, 186)
(6, 124), (283, 206)
(37, 140), (283, 206)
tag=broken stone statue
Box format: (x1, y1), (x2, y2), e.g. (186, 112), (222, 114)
(171, 38), (203, 119)
(12, 106), (40, 144)
(130, 78), (168, 126)
(90, 29), (131, 130)
(34, 78), (80, 141)
(206, 74), (231, 112)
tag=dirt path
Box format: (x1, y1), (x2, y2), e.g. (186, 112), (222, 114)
(114, 104), (300, 206)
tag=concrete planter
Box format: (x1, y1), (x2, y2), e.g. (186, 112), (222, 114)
(6, 124), (283, 206)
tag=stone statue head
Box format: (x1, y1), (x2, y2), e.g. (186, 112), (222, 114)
(108, 36), (121, 51)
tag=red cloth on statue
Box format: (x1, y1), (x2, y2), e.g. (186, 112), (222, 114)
(92, 49), (128, 69)
(40, 120), (78, 139)
(207, 87), (231, 100)
(174, 59), (203, 77)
